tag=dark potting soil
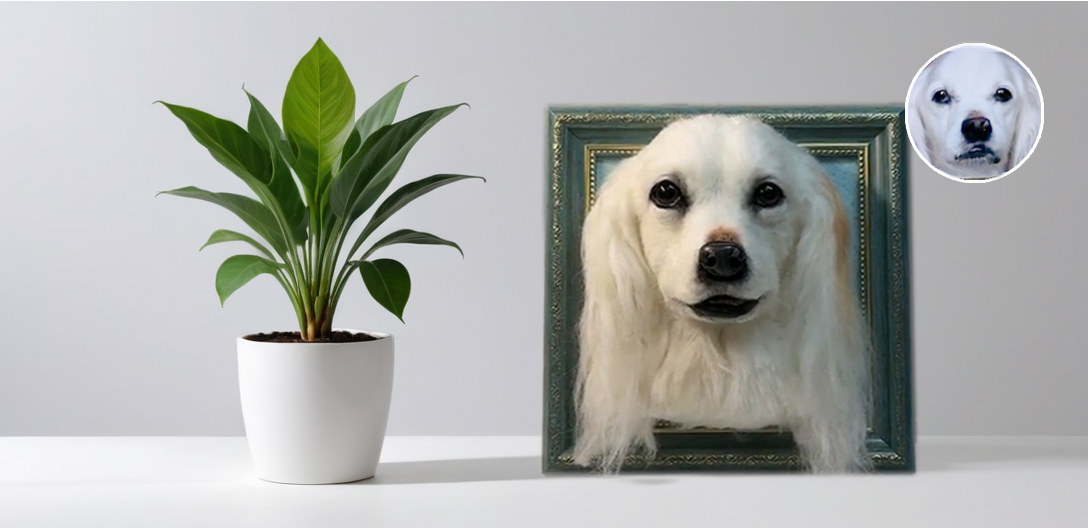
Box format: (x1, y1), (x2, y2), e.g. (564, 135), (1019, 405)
(243, 331), (380, 344)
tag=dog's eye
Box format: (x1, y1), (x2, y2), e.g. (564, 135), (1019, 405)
(932, 90), (952, 105)
(650, 180), (685, 209)
(752, 182), (784, 209)
(994, 88), (1013, 102)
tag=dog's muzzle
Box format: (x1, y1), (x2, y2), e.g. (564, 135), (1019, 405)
(955, 116), (1002, 165)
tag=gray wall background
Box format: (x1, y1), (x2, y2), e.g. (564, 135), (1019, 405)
(2, 2), (1086, 437)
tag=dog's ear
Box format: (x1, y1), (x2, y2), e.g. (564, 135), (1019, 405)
(787, 154), (872, 472)
(1010, 62), (1043, 170)
(573, 156), (660, 472)
(907, 68), (932, 163)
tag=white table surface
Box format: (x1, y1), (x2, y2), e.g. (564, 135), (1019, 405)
(1, 436), (1086, 527)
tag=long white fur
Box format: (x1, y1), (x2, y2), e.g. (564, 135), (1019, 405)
(907, 44), (1042, 179)
(574, 115), (872, 473)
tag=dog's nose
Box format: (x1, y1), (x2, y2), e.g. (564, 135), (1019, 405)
(698, 242), (748, 282)
(961, 116), (992, 143)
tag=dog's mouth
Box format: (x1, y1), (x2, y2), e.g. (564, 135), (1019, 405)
(689, 295), (760, 320)
(955, 144), (1000, 165)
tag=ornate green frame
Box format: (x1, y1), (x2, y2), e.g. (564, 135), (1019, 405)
(544, 106), (914, 473)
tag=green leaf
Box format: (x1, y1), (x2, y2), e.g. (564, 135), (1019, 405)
(361, 229), (463, 261)
(347, 174), (484, 260)
(342, 127), (362, 164)
(215, 254), (284, 306)
(200, 229), (276, 260)
(337, 77), (414, 167)
(157, 102), (272, 186)
(158, 101), (304, 246)
(354, 76), (416, 145)
(358, 259), (411, 323)
(329, 125), (391, 218)
(244, 90), (308, 243)
(243, 89), (292, 164)
(273, 151), (310, 244)
(158, 187), (289, 255)
(330, 104), (467, 222)
(282, 38), (356, 203)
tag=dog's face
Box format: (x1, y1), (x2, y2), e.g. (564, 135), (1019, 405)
(909, 46), (1042, 178)
(576, 115), (870, 473)
(621, 116), (826, 324)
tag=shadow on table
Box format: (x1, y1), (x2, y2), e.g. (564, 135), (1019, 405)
(919, 440), (1088, 472)
(357, 441), (1088, 481)
(361, 456), (544, 485)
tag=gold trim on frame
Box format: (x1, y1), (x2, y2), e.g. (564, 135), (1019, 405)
(584, 144), (641, 212)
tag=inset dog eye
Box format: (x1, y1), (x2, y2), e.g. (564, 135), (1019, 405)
(994, 88), (1013, 102)
(649, 180), (685, 209)
(752, 182), (785, 209)
(931, 90), (952, 105)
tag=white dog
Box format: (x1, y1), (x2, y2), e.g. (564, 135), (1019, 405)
(574, 115), (872, 473)
(908, 45), (1042, 180)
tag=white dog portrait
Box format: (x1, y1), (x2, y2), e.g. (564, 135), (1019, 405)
(907, 43), (1043, 181)
(573, 115), (872, 473)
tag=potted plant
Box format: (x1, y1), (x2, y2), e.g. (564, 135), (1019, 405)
(157, 38), (483, 484)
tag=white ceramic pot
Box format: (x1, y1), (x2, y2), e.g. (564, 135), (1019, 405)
(237, 330), (394, 484)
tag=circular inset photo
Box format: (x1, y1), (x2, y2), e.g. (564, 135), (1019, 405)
(905, 43), (1044, 182)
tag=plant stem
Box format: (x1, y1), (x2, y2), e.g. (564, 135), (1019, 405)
(320, 305), (335, 335)
(312, 212), (329, 334)
(327, 226), (354, 311)
(246, 189), (308, 335)
(295, 192), (324, 341)
(293, 244), (307, 283)
(296, 255), (314, 340)
(303, 237), (313, 290)
(273, 269), (306, 333)
(317, 217), (343, 307)
(314, 221), (341, 337)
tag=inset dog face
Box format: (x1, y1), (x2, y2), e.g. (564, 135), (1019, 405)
(908, 45), (1043, 179)
(610, 116), (829, 324)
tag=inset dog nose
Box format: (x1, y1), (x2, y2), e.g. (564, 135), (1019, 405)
(698, 242), (748, 282)
(961, 116), (992, 143)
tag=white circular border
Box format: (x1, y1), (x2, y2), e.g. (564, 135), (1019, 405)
(904, 42), (1045, 184)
